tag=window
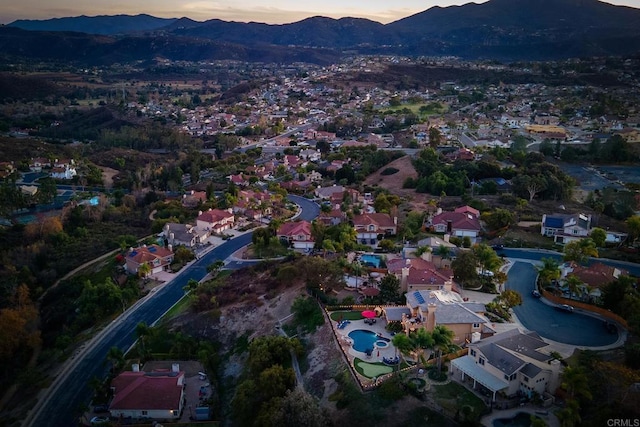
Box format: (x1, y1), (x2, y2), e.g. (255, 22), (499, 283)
(523, 376), (529, 383)
(470, 349), (476, 357)
(479, 357), (485, 366)
(473, 323), (480, 328)
(172, 410), (178, 416)
(142, 410), (148, 416)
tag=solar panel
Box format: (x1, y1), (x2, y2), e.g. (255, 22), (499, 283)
(414, 291), (425, 304)
(130, 251), (138, 257)
(148, 246), (157, 253)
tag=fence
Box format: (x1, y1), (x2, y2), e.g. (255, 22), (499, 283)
(541, 289), (629, 329)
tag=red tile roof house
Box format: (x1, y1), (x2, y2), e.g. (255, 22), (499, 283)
(109, 365), (185, 421)
(125, 245), (174, 276)
(387, 257), (456, 293)
(564, 262), (629, 300)
(428, 206), (482, 244)
(196, 208), (235, 236)
(353, 213), (397, 247)
(277, 221), (315, 250)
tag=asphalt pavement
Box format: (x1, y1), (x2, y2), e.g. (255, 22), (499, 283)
(25, 195), (319, 427)
(505, 261), (619, 347)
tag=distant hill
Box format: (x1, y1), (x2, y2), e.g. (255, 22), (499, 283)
(5, 0), (640, 62)
(8, 14), (177, 35)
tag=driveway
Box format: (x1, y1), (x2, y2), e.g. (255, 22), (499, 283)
(505, 262), (619, 347)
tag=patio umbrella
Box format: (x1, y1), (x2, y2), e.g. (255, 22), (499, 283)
(361, 287), (380, 297)
(362, 310), (377, 319)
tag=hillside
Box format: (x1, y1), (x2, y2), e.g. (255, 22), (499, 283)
(5, 0), (640, 61)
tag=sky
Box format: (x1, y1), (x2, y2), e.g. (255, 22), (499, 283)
(1, 0), (638, 25)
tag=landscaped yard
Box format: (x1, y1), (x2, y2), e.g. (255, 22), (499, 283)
(329, 310), (365, 321)
(354, 357), (394, 378)
(433, 381), (487, 422)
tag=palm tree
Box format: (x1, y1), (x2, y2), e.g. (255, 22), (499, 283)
(435, 244), (451, 260)
(136, 322), (152, 361)
(536, 257), (561, 288)
(106, 346), (125, 376)
(351, 261), (364, 289)
(137, 262), (151, 278)
(565, 275), (584, 300)
(411, 328), (434, 367)
(432, 325), (455, 371)
(392, 333), (414, 364)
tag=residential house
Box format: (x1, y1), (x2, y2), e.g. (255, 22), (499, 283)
(540, 213), (591, 244)
(563, 261), (629, 300)
(298, 149), (322, 162)
(29, 157), (51, 172)
(196, 208), (235, 235)
(234, 190), (272, 220)
(161, 223), (207, 248)
(353, 213), (397, 247)
(451, 328), (562, 401)
(445, 148), (475, 162)
(109, 364), (185, 421)
(390, 289), (494, 347)
(228, 173), (249, 186)
(125, 244), (174, 276)
(315, 185), (345, 200)
(181, 190), (207, 208)
(317, 207), (346, 226)
(277, 220), (315, 250)
(387, 257), (456, 293)
(428, 206), (482, 243)
(50, 164), (77, 180)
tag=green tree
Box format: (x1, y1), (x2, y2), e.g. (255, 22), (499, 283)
(379, 274), (401, 304)
(432, 325), (455, 371)
(472, 243), (503, 276)
(498, 289), (523, 308)
(563, 238), (598, 264)
(536, 257), (561, 287)
(626, 215), (640, 246)
(451, 251), (478, 286)
(590, 227), (607, 247)
(267, 389), (332, 427)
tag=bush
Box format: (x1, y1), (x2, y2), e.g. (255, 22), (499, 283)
(381, 167), (399, 176)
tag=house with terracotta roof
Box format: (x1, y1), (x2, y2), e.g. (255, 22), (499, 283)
(125, 244), (174, 276)
(109, 364), (185, 421)
(387, 257), (455, 293)
(196, 208), (235, 235)
(561, 262), (629, 301)
(428, 206), (482, 243)
(451, 328), (562, 401)
(181, 190), (207, 208)
(352, 213), (397, 247)
(277, 220), (314, 250)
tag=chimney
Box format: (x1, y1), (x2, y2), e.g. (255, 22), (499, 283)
(168, 244), (173, 252)
(437, 207), (442, 215)
(444, 234), (450, 243)
(172, 363), (180, 373)
(132, 363), (140, 372)
(169, 232), (175, 241)
(198, 210), (203, 216)
(422, 251), (432, 262)
(426, 303), (437, 331)
(401, 266), (410, 292)
(444, 280), (452, 292)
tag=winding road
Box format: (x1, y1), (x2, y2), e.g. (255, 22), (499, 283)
(26, 195), (319, 427)
(505, 261), (619, 346)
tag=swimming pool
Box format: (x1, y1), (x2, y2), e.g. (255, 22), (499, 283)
(348, 329), (379, 353)
(493, 412), (542, 427)
(375, 340), (388, 348)
(360, 254), (382, 268)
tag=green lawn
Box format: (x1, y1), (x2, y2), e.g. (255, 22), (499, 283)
(433, 382), (487, 421)
(330, 311), (365, 321)
(354, 357), (394, 378)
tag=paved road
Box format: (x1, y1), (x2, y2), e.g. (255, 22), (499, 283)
(26, 195), (319, 427)
(498, 248), (640, 277)
(505, 261), (618, 346)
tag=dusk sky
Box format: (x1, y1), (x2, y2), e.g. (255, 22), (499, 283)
(2, 0), (639, 25)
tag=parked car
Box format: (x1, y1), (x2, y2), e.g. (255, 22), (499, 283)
(556, 304), (574, 313)
(90, 416), (109, 425)
(531, 289), (541, 298)
(492, 244), (504, 250)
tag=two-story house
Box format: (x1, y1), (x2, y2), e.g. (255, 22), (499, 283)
(387, 257), (456, 293)
(125, 244), (174, 276)
(451, 328), (562, 401)
(277, 220), (314, 250)
(540, 213), (592, 244)
(161, 223), (207, 248)
(196, 208), (235, 235)
(428, 206), (482, 243)
(353, 213), (397, 247)
(392, 289), (494, 347)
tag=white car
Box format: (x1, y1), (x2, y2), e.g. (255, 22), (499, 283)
(90, 416), (109, 425)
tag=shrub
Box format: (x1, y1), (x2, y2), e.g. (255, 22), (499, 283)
(381, 167), (399, 176)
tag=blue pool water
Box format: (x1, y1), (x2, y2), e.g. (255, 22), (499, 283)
(89, 196), (99, 206)
(360, 254), (382, 268)
(493, 412), (541, 427)
(348, 329), (378, 352)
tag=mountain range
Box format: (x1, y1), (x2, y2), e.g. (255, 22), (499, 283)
(3, 0), (640, 64)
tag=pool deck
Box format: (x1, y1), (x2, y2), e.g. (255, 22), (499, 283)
(480, 403), (560, 427)
(334, 317), (399, 371)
